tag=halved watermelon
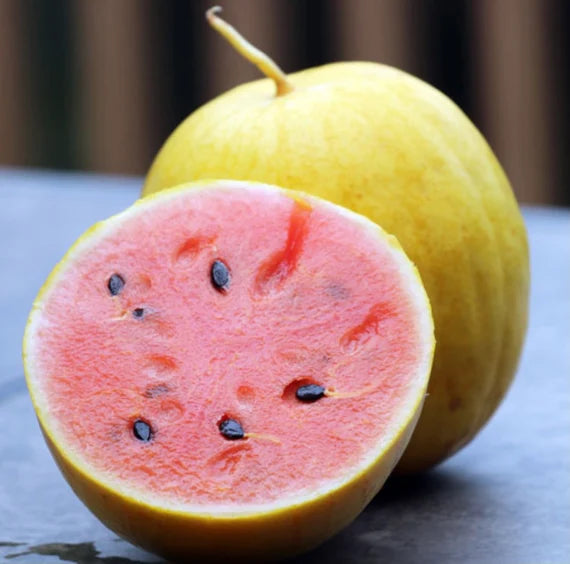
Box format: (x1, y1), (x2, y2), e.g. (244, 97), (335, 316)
(23, 181), (434, 562)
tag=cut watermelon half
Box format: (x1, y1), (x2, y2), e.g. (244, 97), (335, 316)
(23, 181), (434, 561)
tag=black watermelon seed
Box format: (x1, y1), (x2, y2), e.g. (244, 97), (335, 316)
(132, 308), (145, 319)
(296, 384), (326, 403)
(133, 419), (153, 442)
(211, 260), (231, 292)
(218, 418), (244, 440)
(108, 274), (125, 296)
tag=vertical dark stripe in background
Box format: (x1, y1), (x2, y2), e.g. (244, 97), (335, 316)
(290, 0), (334, 70)
(549, 0), (570, 205)
(157, 0), (193, 121)
(412, 1), (475, 121)
(150, 0), (202, 151)
(26, 0), (76, 169)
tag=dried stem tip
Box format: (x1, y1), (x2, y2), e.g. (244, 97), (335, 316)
(206, 6), (294, 97)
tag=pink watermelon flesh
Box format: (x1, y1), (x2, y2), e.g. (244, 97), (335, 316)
(29, 184), (428, 508)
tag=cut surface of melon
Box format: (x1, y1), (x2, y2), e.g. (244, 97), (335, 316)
(25, 181), (433, 518)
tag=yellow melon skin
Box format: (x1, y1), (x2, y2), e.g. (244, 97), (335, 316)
(39, 408), (417, 562)
(143, 62), (530, 473)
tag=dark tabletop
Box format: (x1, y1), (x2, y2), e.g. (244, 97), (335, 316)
(1, 168), (568, 564)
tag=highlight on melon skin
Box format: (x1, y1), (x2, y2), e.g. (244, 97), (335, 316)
(23, 180), (434, 562)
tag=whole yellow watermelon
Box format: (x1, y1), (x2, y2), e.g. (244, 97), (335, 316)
(143, 9), (529, 473)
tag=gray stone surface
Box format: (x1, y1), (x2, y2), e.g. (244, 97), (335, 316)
(1, 168), (568, 563)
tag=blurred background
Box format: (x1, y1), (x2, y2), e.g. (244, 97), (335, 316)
(0, 0), (568, 205)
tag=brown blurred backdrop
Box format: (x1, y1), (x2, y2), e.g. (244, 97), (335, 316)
(0, 0), (568, 205)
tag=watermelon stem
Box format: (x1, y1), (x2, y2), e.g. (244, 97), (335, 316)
(206, 6), (294, 97)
